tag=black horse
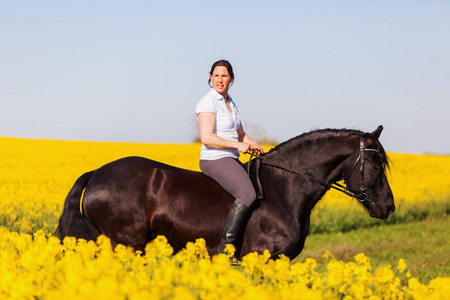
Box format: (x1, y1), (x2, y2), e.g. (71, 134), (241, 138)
(57, 126), (394, 260)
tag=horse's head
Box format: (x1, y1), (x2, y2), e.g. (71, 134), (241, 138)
(344, 126), (395, 220)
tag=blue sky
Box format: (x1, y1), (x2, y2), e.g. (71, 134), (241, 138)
(1, 1), (449, 154)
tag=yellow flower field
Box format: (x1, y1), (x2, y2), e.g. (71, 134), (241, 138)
(1, 229), (449, 299)
(1, 137), (449, 299)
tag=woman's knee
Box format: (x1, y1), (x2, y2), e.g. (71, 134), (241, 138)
(238, 187), (256, 207)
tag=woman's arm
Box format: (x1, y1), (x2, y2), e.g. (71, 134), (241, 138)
(198, 112), (250, 153)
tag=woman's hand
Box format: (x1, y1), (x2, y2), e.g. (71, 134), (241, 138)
(236, 141), (263, 155)
(236, 142), (251, 154)
(248, 142), (264, 155)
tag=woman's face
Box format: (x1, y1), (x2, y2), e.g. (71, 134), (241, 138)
(210, 66), (233, 98)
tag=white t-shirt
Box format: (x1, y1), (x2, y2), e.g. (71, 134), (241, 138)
(195, 89), (241, 160)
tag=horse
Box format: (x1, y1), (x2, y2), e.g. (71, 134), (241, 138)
(56, 126), (395, 260)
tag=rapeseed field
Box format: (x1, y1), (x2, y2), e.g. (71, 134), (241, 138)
(1, 137), (449, 299)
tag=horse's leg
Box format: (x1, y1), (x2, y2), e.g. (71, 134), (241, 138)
(83, 189), (150, 253)
(241, 213), (311, 260)
(242, 219), (296, 259)
(291, 215), (310, 259)
(108, 224), (148, 252)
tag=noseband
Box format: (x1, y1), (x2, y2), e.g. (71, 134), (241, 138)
(247, 133), (380, 203)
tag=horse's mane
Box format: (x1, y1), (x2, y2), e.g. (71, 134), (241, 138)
(265, 128), (390, 172)
(267, 128), (356, 153)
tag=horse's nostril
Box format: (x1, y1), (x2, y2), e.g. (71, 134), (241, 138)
(387, 205), (396, 216)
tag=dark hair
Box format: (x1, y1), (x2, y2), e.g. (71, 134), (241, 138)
(208, 59), (234, 87)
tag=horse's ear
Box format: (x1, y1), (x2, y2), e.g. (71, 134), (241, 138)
(371, 125), (383, 140)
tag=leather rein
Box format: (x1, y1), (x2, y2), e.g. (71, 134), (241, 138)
(247, 133), (380, 203)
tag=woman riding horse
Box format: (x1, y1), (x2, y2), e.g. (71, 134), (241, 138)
(196, 60), (263, 264)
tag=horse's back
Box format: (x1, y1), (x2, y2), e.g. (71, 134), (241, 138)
(82, 156), (233, 252)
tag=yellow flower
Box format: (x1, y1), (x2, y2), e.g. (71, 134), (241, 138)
(396, 258), (407, 274)
(375, 266), (394, 284)
(322, 250), (333, 260)
(354, 253), (371, 271)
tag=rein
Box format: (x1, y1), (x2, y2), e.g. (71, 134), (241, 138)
(247, 134), (380, 203)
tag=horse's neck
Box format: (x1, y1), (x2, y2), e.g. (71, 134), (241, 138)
(263, 135), (356, 219)
(266, 135), (356, 183)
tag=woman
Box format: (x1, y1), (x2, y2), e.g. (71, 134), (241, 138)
(195, 60), (263, 264)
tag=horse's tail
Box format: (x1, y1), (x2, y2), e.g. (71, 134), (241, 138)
(55, 171), (100, 242)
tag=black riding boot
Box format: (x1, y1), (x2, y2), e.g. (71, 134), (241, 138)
(217, 202), (250, 265)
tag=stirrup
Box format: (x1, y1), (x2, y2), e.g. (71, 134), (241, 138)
(228, 255), (241, 266)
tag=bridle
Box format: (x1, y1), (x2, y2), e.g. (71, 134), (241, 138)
(346, 134), (380, 202)
(247, 133), (381, 203)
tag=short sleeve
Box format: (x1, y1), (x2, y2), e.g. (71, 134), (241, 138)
(195, 95), (217, 115)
